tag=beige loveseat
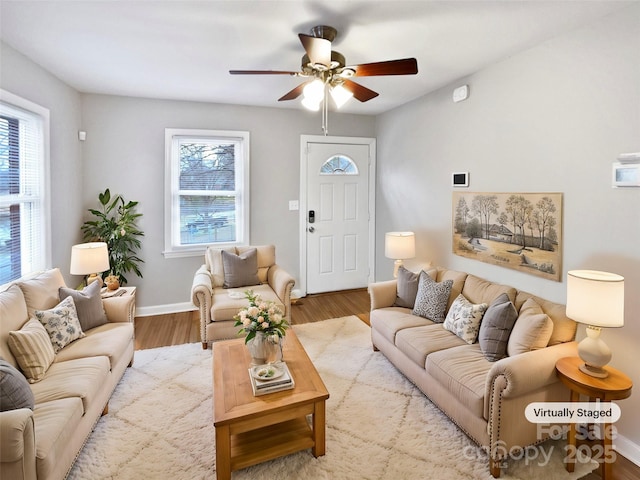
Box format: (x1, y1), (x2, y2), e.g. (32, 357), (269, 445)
(369, 267), (578, 478)
(0, 268), (135, 480)
(191, 245), (295, 348)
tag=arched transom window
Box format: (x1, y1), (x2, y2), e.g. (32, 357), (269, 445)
(320, 155), (359, 175)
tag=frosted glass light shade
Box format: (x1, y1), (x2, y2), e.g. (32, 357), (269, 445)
(330, 84), (353, 108)
(70, 242), (110, 276)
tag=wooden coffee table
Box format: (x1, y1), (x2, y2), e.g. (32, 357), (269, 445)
(213, 329), (329, 479)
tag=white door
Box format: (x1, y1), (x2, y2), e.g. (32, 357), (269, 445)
(301, 136), (375, 295)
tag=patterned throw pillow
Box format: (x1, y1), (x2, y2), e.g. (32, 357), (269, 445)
(478, 293), (518, 361)
(412, 272), (453, 323)
(443, 294), (488, 344)
(7, 319), (56, 383)
(35, 296), (85, 353)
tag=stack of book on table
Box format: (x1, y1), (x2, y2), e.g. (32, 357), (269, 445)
(249, 362), (295, 396)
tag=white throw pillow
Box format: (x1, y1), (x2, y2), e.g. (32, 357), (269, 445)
(443, 294), (488, 344)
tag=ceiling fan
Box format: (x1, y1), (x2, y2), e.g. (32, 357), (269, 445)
(230, 25), (418, 116)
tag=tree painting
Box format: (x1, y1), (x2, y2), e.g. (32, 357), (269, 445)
(453, 192), (562, 281)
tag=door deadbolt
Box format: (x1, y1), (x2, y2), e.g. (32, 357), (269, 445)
(308, 226), (315, 233)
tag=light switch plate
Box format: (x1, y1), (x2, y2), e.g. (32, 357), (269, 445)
(289, 200), (299, 211)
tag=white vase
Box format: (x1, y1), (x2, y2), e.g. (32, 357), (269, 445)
(247, 332), (282, 365)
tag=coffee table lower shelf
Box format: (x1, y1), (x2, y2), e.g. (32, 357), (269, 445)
(229, 417), (315, 471)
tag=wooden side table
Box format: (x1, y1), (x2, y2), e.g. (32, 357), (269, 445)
(555, 356), (632, 480)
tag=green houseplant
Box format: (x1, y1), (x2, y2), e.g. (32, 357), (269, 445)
(81, 188), (144, 285)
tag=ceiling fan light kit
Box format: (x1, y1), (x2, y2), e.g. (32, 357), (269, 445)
(230, 25), (418, 135)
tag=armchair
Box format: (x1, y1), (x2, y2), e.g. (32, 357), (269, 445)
(191, 245), (295, 348)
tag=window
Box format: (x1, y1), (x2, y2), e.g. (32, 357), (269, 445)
(0, 90), (50, 284)
(164, 129), (249, 257)
(320, 154), (358, 175)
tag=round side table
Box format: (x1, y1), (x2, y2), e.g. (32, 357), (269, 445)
(555, 356), (632, 480)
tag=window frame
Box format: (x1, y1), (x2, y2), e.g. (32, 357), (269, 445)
(0, 89), (51, 283)
(163, 128), (250, 258)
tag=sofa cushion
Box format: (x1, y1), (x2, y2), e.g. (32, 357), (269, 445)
(17, 268), (66, 318)
(30, 356), (110, 413)
(426, 344), (491, 419)
(478, 293), (518, 362)
(221, 248), (260, 288)
(55, 322), (134, 369)
(395, 323), (466, 368)
(369, 308), (433, 345)
(33, 397), (84, 480)
(515, 291), (576, 345)
(462, 274), (517, 306)
(393, 266), (420, 308)
(0, 359), (35, 411)
(412, 272), (453, 323)
(0, 283), (29, 368)
(8, 318), (56, 383)
(59, 280), (108, 331)
(211, 284), (284, 323)
(35, 296), (86, 353)
(507, 297), (554, 356)
(442, 294), (488, 344)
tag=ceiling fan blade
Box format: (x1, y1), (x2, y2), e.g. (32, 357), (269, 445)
(351, 58), (418, 77)
(278, 82), (309, 101)
(342, 80), (379, 102)
(229, 70), (299, 75)
(298, 34), (332, 67)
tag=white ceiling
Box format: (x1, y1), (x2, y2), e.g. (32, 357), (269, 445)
(0, 1), (633, 115)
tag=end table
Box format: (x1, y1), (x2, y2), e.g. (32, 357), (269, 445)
(555, 356), (632, 480)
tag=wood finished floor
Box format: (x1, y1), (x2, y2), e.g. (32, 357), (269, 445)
(132, 288), (637, 480)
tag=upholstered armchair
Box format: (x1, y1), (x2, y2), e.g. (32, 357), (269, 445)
(191, 245), (295, 348)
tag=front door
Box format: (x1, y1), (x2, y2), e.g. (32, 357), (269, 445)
(300, 136), (376, 295)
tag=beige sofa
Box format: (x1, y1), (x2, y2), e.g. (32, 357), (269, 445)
(369, 267), (578, 478)
(0, 268), (135, 480)
(191, 245), (295, 348)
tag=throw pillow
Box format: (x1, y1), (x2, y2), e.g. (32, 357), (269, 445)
(478, 293), (518, 361)
(59, 280), (108, 331)
(443, 294), (488, 344)
(393, 266), (420, 308)
(0, 359), (35, 411)
(7, 319), (56, 383)
(507, 298), (554, 356)
(221, 248), (260, 288)
(412, 272), (453, 323)
(35, 296), (85, 353)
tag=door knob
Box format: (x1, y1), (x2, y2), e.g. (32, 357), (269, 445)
(308, 226), (315, 233)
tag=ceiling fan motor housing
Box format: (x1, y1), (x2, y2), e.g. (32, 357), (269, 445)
(310, 25), (337, 42)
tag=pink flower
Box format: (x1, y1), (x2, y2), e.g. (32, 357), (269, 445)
(261, 321), (269, 329)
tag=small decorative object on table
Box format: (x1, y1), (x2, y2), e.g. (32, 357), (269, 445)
(104, 274), (120, 291)
(234, 290), (288, 365)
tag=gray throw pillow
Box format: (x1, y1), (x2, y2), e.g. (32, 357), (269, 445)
(412, 272), (453, 323)
(394, 266), (420, 308)
(478, 293), (518, 362)
(222, 248), (260, 288)
(0, 359), (35, 411)
(59, 280), (108, 331)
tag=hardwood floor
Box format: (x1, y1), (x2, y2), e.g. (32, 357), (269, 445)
(132, 288), (638, 480)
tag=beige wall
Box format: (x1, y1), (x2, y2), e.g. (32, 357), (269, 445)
(375, 5), (640, 456)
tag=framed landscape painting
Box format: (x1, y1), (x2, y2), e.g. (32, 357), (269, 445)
(452, 192), (563, 281)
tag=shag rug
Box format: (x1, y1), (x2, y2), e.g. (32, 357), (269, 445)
(68, 316), (596, 480)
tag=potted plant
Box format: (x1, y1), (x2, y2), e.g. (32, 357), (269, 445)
(81, 188), (144, 285)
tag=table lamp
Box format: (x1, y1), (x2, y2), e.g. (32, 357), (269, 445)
(385, 232), (416, 278)
(566, 270), (624, 378)
(70, 242), (110, 286)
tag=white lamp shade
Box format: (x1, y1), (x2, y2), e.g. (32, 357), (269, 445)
(566, 270), (624, 328)
(70, 242), (110, 275)
(385, 232), (416, 260)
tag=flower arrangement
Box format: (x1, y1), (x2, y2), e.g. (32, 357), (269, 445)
(234, 290), (288, 344)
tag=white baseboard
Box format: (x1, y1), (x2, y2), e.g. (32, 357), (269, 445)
(616, 433), (640, 467)
(136, 302), (196, 317)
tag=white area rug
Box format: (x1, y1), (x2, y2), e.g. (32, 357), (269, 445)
(68, 316), (596, 479)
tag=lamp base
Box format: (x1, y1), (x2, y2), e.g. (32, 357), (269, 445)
(579, 363), (609, 378)
(393, 260), (404, 278)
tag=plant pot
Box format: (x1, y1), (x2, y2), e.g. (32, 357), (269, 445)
(246, 332), (282, 365)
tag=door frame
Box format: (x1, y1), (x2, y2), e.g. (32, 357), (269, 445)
(299, 135), (376, 297)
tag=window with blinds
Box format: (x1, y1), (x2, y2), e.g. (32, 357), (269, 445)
(0, 92), (50, 284)
(164, 129), (250, 257)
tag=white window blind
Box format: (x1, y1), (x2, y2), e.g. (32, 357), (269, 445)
(0, 91), (50, 283)
(164, 129), (250, 257)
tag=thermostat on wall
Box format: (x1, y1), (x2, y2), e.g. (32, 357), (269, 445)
(452, 172), (469, 187)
